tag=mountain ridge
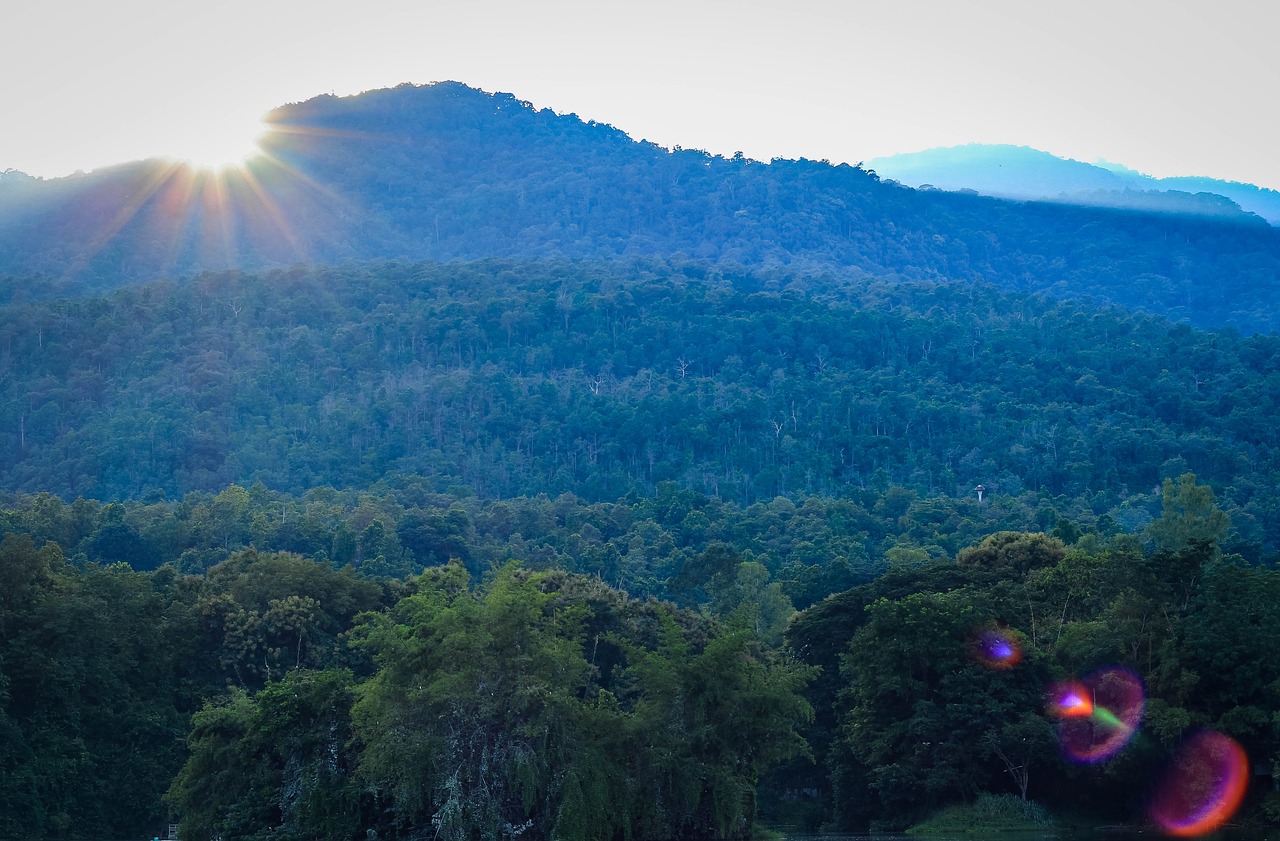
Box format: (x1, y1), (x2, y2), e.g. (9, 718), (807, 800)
(864, 143), (1280, 225)
(2, 83), (1280, 333)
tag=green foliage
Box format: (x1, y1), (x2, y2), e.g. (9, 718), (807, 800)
(707, 561), (795, 646)
(0, 535), (189, 838)
(197, 549), (385, 689)
(802, 521), (1280, 831)
(3, 499), (1280, 836)
(957, 531), (1065, 576)
(168, 669), (364, 841)
(833, 588), (1050, 827)
(2, 480), (1109, 614)
(0, 533), (393, 839)
(351, 563), (582, 837)
(907, 792), (1055, 834)
(341, 563), (812, 840)
(1146, 472), (1230, 553)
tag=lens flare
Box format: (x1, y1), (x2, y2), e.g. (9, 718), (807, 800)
(1150, 731), (1249, 837)
(1049, 680), (1093, 718)
(1048, 666), (1144, 762)
(970, 627), (1022, 669)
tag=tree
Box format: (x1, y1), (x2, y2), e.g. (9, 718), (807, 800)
(957, 532), (1065, 576)
(980, 713), (1056, 801)
(708, 560), (795, 646)
(348, 562), (813, 840)
(1146, 472), (1229, 553)
(350, 562), (602, 839)
(834, 589), (1048, 827)
(169, 669), (365, 841)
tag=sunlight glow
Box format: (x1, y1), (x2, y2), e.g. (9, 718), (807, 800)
(166, 115), (269, 171)
(38, 111), (384, 280)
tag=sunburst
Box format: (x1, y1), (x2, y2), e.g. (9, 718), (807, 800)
(165, 113), (269, 172)
(56, 105), (383, 282)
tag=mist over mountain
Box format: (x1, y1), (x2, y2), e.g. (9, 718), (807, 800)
(2, 83), (1280, 332)
(865, 143), (1280, 225)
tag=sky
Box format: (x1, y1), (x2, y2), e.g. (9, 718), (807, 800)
(3, 0), (1277, 189)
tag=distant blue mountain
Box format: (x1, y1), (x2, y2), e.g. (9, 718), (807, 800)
(864, 144), (1280, 225)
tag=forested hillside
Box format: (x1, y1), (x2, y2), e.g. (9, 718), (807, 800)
(3, 259), (1280, 557)
(3, 83), (1280, 331)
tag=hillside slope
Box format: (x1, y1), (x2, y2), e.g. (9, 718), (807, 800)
(2, 84), (1280, 332)
(3, 258), (1278, 551)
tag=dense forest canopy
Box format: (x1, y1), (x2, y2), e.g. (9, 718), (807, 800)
(2, 83), (1280, 332)
(0, 532), (812, 841)
(3, 259), (1280, 558)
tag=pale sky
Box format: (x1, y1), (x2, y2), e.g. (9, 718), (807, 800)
(2, 0), (1277, 189)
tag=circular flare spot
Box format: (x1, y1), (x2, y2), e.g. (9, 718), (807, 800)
(1048, 666), (1144, 762)
(971, 627), (1022, 669)
(1049, 680), (1093, 718)
(1150, 731), (1249, 837)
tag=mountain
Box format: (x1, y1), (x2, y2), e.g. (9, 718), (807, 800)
(866, 145), (1129, 199)
(864, 143), (1280, 225)
(2, 83), (1280, 332)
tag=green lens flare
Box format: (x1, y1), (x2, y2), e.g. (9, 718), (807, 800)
(1091, 706), (1125, 730)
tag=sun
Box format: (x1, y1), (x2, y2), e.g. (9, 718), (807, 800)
(167, 114), (269, 171)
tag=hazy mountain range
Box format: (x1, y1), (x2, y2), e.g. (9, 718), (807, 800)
(864, 143), (1280, 225)
(2, 83), (1280, 332)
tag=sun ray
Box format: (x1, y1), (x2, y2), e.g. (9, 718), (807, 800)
(199, 168), (241, 269)
(235, 162), (307, 262)
(61, 159), (187, 282)
(245, 147), (365, 221)
(47, 110), (406, 283)
(148, 166), (206, 274)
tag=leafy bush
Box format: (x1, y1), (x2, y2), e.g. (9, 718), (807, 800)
(908, 793), (1055, 834)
